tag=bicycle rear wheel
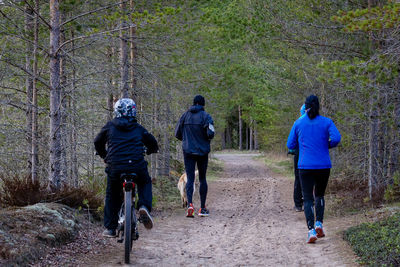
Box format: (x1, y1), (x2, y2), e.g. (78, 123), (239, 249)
(124, 190), (132, 264)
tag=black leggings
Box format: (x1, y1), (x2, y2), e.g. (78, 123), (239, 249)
(183, 153), (208, 208)
(299, 169), (330, 230)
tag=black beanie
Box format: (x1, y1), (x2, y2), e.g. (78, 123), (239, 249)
(193, 95), (205, 106)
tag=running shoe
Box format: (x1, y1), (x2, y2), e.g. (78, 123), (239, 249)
(102, 228), (117, 238)
(186, 203), (194, 218)
(294, 206), (303, 212)
(307, 229), (317, 243)
(315, 221), (325, 238)
(198, 207), (209, 217)
(139, 206), (154, 230)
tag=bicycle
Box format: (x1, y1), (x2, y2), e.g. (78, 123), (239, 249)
(116, 173), (139, 264)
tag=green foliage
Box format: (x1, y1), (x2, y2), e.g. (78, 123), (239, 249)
(333, 2), (400, 32)
(385, 172), (400, 202)
(344, 213), (400, 266)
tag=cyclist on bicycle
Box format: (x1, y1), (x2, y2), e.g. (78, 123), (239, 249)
(94, 98), (158, 237)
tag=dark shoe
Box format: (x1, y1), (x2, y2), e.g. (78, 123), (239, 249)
(198, 208), (209, 217)
(186, 203), (194, 218)
(102, 229), (117, 238)
(294, 206), (303, 212)
(139, 206), (154, 230)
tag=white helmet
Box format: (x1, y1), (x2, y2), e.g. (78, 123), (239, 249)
(114, 98), (136, 118)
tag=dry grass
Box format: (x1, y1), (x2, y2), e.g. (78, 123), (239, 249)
(0, 173), (103, 217)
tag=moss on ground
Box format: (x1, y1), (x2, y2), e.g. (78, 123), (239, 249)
(344, 212), (400, 266)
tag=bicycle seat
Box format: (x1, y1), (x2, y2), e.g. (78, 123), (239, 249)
(120, 173), (137, 180)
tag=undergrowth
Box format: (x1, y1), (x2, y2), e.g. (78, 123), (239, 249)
(344, 212), (400, 266)
(0, 173), (103, 218)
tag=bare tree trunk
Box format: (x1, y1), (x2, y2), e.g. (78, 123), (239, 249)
(130, 0), (137, 101)
(70, 28), (78, 187)
(226, 124), (232, 148)
(221, 128), (226, 150)
(60, 12), (68, 183)
(254, 121), (258, 150)
(162, 103), (171, 176)
(250, 120), (254, 151)
(238, 105), (243, 150)
(120, 1), (129, 98)
(49, 0), (63, 189)
(246, 125), (249, 150)
(25, 4), (33, 175)
(368, 93), (379, 200)
(388, 73), (400, 179)
(31, 0), (39, 183)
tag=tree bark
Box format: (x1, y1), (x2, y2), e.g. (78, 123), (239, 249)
(49, 0), (64, 189)
(70, 28), (79, 187)
(221, 128), (226, 150)
(368, 90), (380, 200)
(250, 123), (254, 151)
(238, 105), (243, 150)
(130, 0), (137, 101)
(120, 1), (129, 98)
(254, 121), (258, 150)
(60, 12), (68, 183)
(31, 0), (39, 183)
(25, 3), (33, 175)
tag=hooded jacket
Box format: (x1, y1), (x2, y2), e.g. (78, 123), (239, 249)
(175, 105), (214, 156)
(94, 117), (158, 169)
(287, 115), (341, 169)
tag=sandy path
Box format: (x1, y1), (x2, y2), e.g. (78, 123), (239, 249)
(85, 152), (358, 266)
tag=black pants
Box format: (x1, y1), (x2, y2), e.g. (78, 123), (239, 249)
(183, 153), (208, 208)
(104, 166), (152, 230)
(293, 151), (303, 208)
(299, 169), (330, 230)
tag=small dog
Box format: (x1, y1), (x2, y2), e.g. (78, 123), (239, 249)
(177, 170), (198, 208)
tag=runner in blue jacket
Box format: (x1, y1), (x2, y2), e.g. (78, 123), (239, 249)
(287, 95), (341, 243)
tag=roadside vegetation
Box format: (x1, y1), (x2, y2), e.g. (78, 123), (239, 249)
(344, 212), (400, 266)
(260, 152), (400, 266)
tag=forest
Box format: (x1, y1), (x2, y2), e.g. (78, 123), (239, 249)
(0, 0), (400, 265)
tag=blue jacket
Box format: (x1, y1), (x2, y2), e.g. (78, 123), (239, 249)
(175, 105), (214, 156)
(287, 115), (341, 169)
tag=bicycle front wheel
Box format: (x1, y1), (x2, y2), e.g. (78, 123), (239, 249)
(124, 190), (132, 264)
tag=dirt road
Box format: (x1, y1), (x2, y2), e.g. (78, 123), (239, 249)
(87, 152), (358, 266)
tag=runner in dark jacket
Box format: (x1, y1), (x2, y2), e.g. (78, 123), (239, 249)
(94, 98), (158, 237)
(288, 104), (306, 212)
(175, 95), (214, 217)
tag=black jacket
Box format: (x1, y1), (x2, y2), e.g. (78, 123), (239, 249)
(175, 105), (214, 156)
(94, 117), (158, 169)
